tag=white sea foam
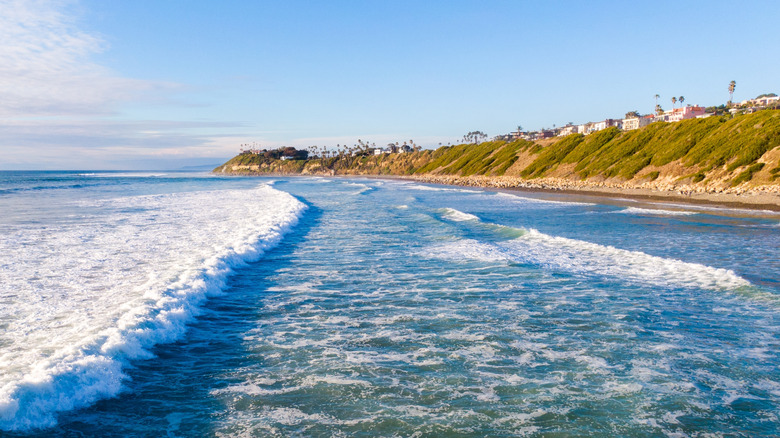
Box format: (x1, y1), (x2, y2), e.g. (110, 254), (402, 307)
(302, 375), (372, 387)
(405, 184), (483, 193)
(89, 172), (168, 178)
(427, 208), (751, 291)
(440, 207), (480, 222)
(505, 229), (750, 290)
(653, 202), (780, 217)
(424, 239), (510, 263)
(0, 184), (306, 431)
(493, 191), (595, 206)
(616, 207), (697, 216)
(343, 182), (373, 194)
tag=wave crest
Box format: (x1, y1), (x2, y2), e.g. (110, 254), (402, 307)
(0, 184), (306, 431)
(429, 208), (750, 291)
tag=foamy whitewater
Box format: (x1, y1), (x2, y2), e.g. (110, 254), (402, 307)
(0, 173), (305, 431)
(1, 172), (779, 436)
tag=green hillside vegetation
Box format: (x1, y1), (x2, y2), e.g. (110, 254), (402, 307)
(520, 111), (780, 184)
(415, 140), (534, 176)
(215, 110), (780, 188)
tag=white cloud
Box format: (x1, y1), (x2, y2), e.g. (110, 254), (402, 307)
(0, 1), (446, 169)
(0, 0), (175, 117)
(0, 0), (241, 169)
(0, 119), (243, 168)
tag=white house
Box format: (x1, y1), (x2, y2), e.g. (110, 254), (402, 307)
(622, 117), (640, 130)
(589, 119), (619, 133)
(558, 124), (578, 136)
(622, 115), (654, 131)
(740, 95), (779, 107)
(755, 95), (779, 106)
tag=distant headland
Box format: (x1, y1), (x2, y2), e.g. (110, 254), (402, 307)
(214, 109), (780, 210)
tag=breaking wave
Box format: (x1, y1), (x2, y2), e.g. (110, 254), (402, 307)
(616, 207), (697, 216)
(0, 184), (306, 431)
(434, 208), (751, 291)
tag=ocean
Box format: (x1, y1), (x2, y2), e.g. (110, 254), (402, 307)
(1, 171), (779, 436)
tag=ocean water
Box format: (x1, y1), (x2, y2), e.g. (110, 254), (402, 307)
(1, 172), (779, 437)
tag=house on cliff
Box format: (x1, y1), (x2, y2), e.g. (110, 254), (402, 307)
(622, 115), (654, 131)
(658, 105), (706, 122)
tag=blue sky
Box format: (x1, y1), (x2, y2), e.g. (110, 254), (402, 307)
(1, 0), (778, 169)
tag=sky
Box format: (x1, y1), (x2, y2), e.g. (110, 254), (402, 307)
(1, 0), (779, 170)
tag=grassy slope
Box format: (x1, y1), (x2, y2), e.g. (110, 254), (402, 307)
(520, 111), (780, 185)
(215, 110), (780, 187)
(415, 140), (536, 176)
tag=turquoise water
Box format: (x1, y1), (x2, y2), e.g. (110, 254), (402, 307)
(2, 172), (779, 436)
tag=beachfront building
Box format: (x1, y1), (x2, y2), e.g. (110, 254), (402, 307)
(500, 98), (718, 140)
(508, 130), (531, 140)
(737, 95), (779, 107)
(754, 95), (779, 106)
(558, 124), (578, 136)
(622, 115), (654, 131)
(663, 105), (707, 122)
(538, 130), (556, 139)
(589, 119), (620, 133)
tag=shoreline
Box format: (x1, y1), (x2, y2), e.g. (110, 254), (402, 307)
(401, 174), (780, 213)
(219, 170), (780, 213)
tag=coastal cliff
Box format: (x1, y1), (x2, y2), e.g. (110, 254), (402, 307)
(214, 110), (780, 203)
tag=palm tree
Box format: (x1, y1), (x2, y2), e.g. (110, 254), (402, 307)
(654, 94), (660, 111)
(671, 96), (677, 108)
(728, 80), (736, 105)
(679, 96), (685, 107)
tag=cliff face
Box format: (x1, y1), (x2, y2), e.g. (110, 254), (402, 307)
(214, 110), (780, 193)
(214, 150), (438, 176)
